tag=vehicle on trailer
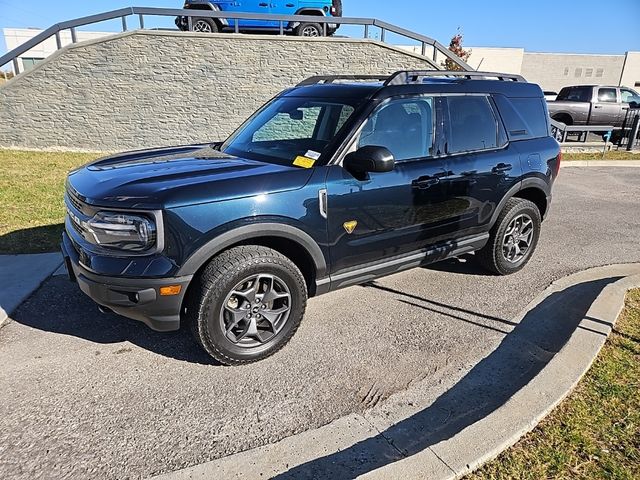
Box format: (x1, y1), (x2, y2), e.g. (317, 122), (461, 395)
(61, 70), (561, 365)
(175, 0), (342, 36)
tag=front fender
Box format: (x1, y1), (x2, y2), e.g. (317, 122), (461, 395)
(176, 220), (328, 279)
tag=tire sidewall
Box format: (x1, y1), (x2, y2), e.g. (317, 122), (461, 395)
(493, 202), (541, 275)
(295, 23), (323, 36)
(199, 257), (306, 362)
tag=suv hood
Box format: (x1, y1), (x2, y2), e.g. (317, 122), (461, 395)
(67, 145), (314, 209)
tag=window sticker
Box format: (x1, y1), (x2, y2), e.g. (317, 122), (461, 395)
(304, 150), (321, 160)
(293, 156), (316, 168)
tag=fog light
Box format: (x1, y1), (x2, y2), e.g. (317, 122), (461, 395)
(160, 285), (182, 296)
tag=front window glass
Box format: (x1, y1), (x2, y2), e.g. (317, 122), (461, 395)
(357, 97), (434, 161)
(621, 89), (640, 104)
(222, 97), (358, 166)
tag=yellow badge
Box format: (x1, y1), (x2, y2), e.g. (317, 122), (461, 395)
(343, 220), (358, 234)
(293, 156), (316, 169)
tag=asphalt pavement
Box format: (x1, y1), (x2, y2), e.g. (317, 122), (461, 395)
(1, 167), (639, 480)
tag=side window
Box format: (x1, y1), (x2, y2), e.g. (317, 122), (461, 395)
(253, 106), (321, 142)
(597, 88), (617, 103)
(509, 98), (549, 139)
(557, 87), (591, 102)
(357, 97), (434, 161)
(446, 96), (498, 154)
(621, 89), (640, 104)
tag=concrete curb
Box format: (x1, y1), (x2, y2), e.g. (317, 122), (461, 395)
(0, 253), (63, 328)
(561, 160), (640, 167)
(151, 263), (640, 480)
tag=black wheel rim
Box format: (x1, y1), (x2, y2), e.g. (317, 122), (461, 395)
(502, 214), (534, 263)
(219, 274), (292, 348)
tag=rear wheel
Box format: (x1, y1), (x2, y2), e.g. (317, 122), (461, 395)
(187, 245), (307, 365)
(476, 198), (541, 275)
(295, 23), (323, 37)
(191, 17), (219, 33)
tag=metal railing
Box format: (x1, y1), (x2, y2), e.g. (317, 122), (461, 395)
(0, 6), (471, 75)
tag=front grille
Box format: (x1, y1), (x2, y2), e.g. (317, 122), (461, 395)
(66, 187), (86, 214)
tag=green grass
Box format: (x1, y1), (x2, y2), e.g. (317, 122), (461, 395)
(0, 149), (98, 254)
(563, 151), (640, 161)
(468, 289), (640, 480)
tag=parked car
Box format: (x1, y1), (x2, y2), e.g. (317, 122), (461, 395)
(547, 85), (640, 127)
(543, 91), (557, 102)
(175, 0), (342, 36)
(61, 70), (560, 365)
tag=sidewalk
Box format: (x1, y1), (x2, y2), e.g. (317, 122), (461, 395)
(0, 253), (63, 326)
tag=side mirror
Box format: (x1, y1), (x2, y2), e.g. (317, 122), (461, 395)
(344, 146), (395, 175)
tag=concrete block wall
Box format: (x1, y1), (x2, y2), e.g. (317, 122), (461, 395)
(0, 31), (434, 151)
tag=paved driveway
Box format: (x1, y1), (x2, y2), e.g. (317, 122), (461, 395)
(1, 167), (639, 480)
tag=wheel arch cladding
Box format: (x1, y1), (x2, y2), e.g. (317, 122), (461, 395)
(490, 179), (549, 228)
(513, 187), (548, 218)
(177, 223), (327, 294)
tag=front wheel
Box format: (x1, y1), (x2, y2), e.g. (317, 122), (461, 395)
(187, 245), (307, 365)
(190, 17), (219, 33)
(476, 198), (542, 275)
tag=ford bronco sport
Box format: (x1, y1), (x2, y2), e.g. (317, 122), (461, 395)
(175, 0), (342, 36)
(62, 70), (561, 365)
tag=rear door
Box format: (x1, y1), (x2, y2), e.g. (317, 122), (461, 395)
(593, 87), (620, 125)
(441, 95), (520, 237)
(220, 1), (274, 28)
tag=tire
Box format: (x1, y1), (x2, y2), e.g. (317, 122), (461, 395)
(295, 23), (323, 37)
(190, 17), (219, 33)
(186, 245), (307, 365)
(332, 0), (343, 17)
(475, 198), (542, 275)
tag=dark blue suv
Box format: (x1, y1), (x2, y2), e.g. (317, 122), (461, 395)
(176, 0), (342, 36)
(62, 70), (560, 365)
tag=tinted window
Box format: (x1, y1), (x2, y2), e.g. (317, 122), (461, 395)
(446, 96), (498, 153)
(358, 97), (434, 161)
(556, 86), (592, 102)
(597, 88), (617, 103)
(510, 98), (549, 138)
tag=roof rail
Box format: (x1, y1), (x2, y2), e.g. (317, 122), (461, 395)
(385, 70), (526, 85)
(296, 75), (391, 86)
(296, 70), (527, 88)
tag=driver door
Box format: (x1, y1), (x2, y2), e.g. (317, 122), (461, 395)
(327, 96), (455, 276)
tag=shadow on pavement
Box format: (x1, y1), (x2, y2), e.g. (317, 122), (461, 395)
(11, 275), (216, 365)
(0, 223), (64, 254)
(426, 253), (491, 276)
(272, 276), (621, 480)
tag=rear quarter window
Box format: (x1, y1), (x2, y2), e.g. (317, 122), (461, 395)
(493, 95), (549, 140)
(556, 86), (592, 102)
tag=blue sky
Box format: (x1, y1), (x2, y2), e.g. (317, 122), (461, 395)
(1, 0), (639, 56)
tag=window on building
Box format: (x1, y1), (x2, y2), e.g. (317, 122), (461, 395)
(20, 57), (44, 71)
(597, 88), (617, 103)
(446, 96), (498, 154)
(563, 67), (569, 76)
(596, 68), (604, 78)
(575, 68), (583, 78)
(585, 68), (593, 77)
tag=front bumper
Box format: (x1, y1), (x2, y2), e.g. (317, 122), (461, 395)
(61, 232), (192, 332)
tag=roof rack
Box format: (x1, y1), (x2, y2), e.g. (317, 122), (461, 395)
(385, 70), (526, 85)
(297, 70), (526, 87)
(296, 74), (392, 86)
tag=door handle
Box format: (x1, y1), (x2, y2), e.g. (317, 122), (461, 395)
(286, 3), (295, 6)
(594, 105), (603, 109)
(259, 2), (269, 6)
(492, 163), (512, 174)
(412, 176), (440, 189)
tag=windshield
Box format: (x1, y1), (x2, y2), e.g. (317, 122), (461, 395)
(222, 97), (359, 167)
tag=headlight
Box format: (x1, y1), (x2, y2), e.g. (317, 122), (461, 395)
(85, 211), (157, 252)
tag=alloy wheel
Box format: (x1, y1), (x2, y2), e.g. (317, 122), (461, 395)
(220, 274), (292, 348)
(502, 214), (534, 263)
(193, 20), (213, 33)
